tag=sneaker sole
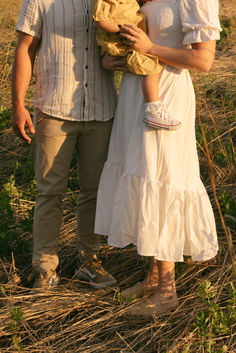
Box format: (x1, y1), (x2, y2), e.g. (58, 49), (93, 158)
(144, 118), (182, 131)
(75, 271), (116, 289)
(31, 275), (60, 292)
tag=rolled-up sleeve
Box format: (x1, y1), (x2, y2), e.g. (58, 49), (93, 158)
(179, 0), (222, 45)
(16, 0), (42, 39)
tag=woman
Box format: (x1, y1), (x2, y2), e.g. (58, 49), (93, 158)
(95, 0), (222, 316)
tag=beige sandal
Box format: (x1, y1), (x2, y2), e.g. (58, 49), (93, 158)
(125, 294), (179, 317)
(121, 281), (157, 299)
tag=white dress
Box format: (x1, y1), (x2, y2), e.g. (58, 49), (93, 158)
(95, 0), (222, 262)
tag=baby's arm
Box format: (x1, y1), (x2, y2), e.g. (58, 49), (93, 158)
(94, 20), (120, 33)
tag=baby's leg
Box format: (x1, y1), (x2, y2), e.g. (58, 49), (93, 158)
(142, 74), (159, 102)
(142, 74), (181, 131)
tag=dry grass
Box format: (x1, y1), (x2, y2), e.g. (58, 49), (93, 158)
(0, 257), (235, 352)
(0, 0), (235, 352)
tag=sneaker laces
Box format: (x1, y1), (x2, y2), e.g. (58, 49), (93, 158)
(88, 256), (107, 276)
(37, 270), (54, 280)
(155, 102), (173, 122)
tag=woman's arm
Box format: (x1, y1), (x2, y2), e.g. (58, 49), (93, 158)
(120, 25), (216, 72)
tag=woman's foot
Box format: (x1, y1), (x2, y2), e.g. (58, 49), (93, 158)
(124, 260), (179, 317)
(125, 292), (179, 317)
(121, 258), (158, 299)
(147, 287), (179, 313)
(124, 287), (179, 317)
(121, 279), (158, 299)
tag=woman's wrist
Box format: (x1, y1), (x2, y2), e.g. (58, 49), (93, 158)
(146, 42), (160, 58)
(147, 42), (156, 56)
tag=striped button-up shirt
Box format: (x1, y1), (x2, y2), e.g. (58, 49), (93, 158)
(16, 0), (117, 121)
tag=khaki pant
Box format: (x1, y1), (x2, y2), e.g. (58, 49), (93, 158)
(32, 112), (113, 272)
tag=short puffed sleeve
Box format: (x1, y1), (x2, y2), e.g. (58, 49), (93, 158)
(179, 0), (222, 45)
(16, 0), (42, 39)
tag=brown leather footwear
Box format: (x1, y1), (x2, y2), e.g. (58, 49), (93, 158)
(121, 281), (158, 299)
(124, 294), (179, 317)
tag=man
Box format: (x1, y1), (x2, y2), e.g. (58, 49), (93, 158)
(11, 0), (118, 289)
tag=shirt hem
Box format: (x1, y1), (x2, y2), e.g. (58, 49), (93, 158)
(34, 108), (114, 123)
(16, 26), (41, 39)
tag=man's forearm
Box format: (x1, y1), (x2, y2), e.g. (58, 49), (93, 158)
(11, 32), (39, 143)
(12, 32), (39, 111)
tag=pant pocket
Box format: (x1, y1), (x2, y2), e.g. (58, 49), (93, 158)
(35, 111), (47, 126)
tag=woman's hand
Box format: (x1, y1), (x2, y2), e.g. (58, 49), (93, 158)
(120, 25), (216, 72)
(102, 54), (129, 71)
(119, 25), (153, 54)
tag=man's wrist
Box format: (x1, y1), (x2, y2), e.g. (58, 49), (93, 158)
(12, 101), (25, 112)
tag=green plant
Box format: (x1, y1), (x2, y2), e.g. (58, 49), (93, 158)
(117, 291), (137, 304)
(115, 71), (123, 91)
(0, 175), (32, 257)
(218, 17), (232, 43)
(8, 307), (24, 351)
(191, 280), (236, 352)
(220, 190), (236, 227)
(0, 105), (11, 130)
(0, 285), (7, 297)
(14, 157), (35, 187)
(220, 190), (236, 215)
(0, 176), (17, 254)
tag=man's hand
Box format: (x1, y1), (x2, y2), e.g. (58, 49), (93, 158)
(12, 106), (35, 144)
(102, 54), (129, 71)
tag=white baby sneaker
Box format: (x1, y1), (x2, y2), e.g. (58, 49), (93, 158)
(144, 101), (181, 131)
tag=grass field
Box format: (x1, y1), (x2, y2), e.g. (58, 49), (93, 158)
(0, 0), (235, 352)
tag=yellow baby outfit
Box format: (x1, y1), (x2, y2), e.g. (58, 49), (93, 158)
(93, 0), (162, 75)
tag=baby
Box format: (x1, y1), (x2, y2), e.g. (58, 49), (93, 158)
(93, 0), (181, 131)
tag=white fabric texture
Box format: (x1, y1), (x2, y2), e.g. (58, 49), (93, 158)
(16, 0), (117, 122)
(94, 0), (221, 262)
(179, 0), (222, 44)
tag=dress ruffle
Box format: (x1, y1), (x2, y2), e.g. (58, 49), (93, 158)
(95, 161), (218, 262)
(180, 0), (222, 45)
(183, 27), (221, 45)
